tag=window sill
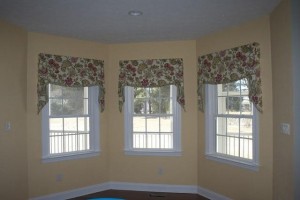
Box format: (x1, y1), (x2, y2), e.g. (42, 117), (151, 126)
(42, 150), (100, 163)
(205, 153), (259, 171)
(125, 149), (182, 157)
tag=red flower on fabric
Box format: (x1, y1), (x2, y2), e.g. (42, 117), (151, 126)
(146, 60), (154, 65)
(256, 70), (260, 77)
(252, 96), (259, 104)
(141, 79), (149, 87)
(71, 57), (78, 63)
(176, 71), (183, 78)
(88, 63), (96, 71)
(65, 77), (73, 86)
(220, 50), (226, 57)
(178, 97), (185, 105)
(126, 64), (133, 70)
(164, 63), (174, 71)
(236, 52), (247, 62)
(156, 71), (163, 78)
(203, 59), (211, 68)
(40, 68), (48, 75)
(215, 74), (222, 83)
(119, 73), (125, 80)
(48, 59), (55, 65)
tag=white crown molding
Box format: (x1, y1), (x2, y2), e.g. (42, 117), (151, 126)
(29, 181), (231, 200)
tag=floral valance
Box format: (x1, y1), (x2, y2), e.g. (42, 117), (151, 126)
(118, 58), (185, 112)
(37, 53), (105, 113)
(197, 42), (262, 112)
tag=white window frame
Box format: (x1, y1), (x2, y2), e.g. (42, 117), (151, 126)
(205, 83), (259, 171)
(124, 85), (181, 156)
(42, 85), (100, 163)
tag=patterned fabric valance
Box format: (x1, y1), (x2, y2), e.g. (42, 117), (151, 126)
(118, 58), (185, 112)
(37, 53), (105, 113)
(197, 42), (262, 112)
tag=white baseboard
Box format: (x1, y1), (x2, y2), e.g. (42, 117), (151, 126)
(198, 186), (232, 200)
(108, 181), (198, 194)
(29, 181), (231, 200)
(29, 183), (109, 200)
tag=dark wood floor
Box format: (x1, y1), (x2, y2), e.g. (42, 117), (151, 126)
(68, 189), (210, 200)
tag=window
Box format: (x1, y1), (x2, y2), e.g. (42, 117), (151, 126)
(205, 79), (259, 170)
(124, 85), (181, 156)
(42, 84), (100, 162)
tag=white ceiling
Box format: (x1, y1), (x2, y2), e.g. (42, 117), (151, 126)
(0, 0), (281, 44)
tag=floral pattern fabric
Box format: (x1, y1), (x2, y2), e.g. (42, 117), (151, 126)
(197, 42), (262, 112)
(37, 53), (105, 113)
(118, 58), (185, 111)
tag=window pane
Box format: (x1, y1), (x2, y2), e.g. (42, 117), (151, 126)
(227, 97), (242, 114)
(216, 135), (226, 154)
(134, 99), (145, 114)
(216, 117), (226, 135)
(241, 97), (253, 115)
(65, 133), (77, 152)
(78, 117), (89, 132)
(211, 79), (256, 162)
(160, 85), (171, 97)
(149, 88), (159, 98)
(50, 99), (63, 115)
(133, 116), (146, 132)
(84, 99), (89, 115)
(160, 133), (173, 149)
(62, 87), (84, 99)
(133, 133), (146, 148)
(217, 97), (227, 114)
(49, 118), (63, 131)
(49, 84), (62, 98)
(134, 88), (147, 98)
(148, 99), (160, 114)
(227, 117), (239, 134)
(147, 117), (159, 132)
(78, 133), (89, 150)
(240, 79), (249, 93)
(227, 136), (239, 157)
(147, 133), (160, 148)
(240, 138), (253, 159)
(128, 86), (178, 151)
(64, 118), (77, 131)
(62, 98), (84, 115)
(227, 81), (241, 95)
(160, 117), (173, 132)
(84, 87), (89, 98)
(240, 118), (252, 135)
(161, 98), (171, 114)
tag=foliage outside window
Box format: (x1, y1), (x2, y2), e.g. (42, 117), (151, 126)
(42, 84), (100, 162)
(205, 79), (259, 170)
(124, 85), (181, 156)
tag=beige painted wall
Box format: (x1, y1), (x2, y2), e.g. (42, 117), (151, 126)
(196, 16), (273, 200)
(107, 41), (198, 185)
(26, 32), (110, 198)
(0, 20), (28, 199)
(270, 0), (294, 199)
(2, 7), (295, 199)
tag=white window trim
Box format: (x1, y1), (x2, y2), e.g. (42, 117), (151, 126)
(42, 86), (100, 163)
(205, 84), (259, 171)
(124, 86), (182, 156)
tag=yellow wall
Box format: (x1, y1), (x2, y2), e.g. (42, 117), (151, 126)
(270, 0), (294, 199)
(0, 4), (295, 199)
(107, 41), (198, 185)
(196, 16), (273, 200)
(26, 32), (110, 198)
(0, 20), (28, 199)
